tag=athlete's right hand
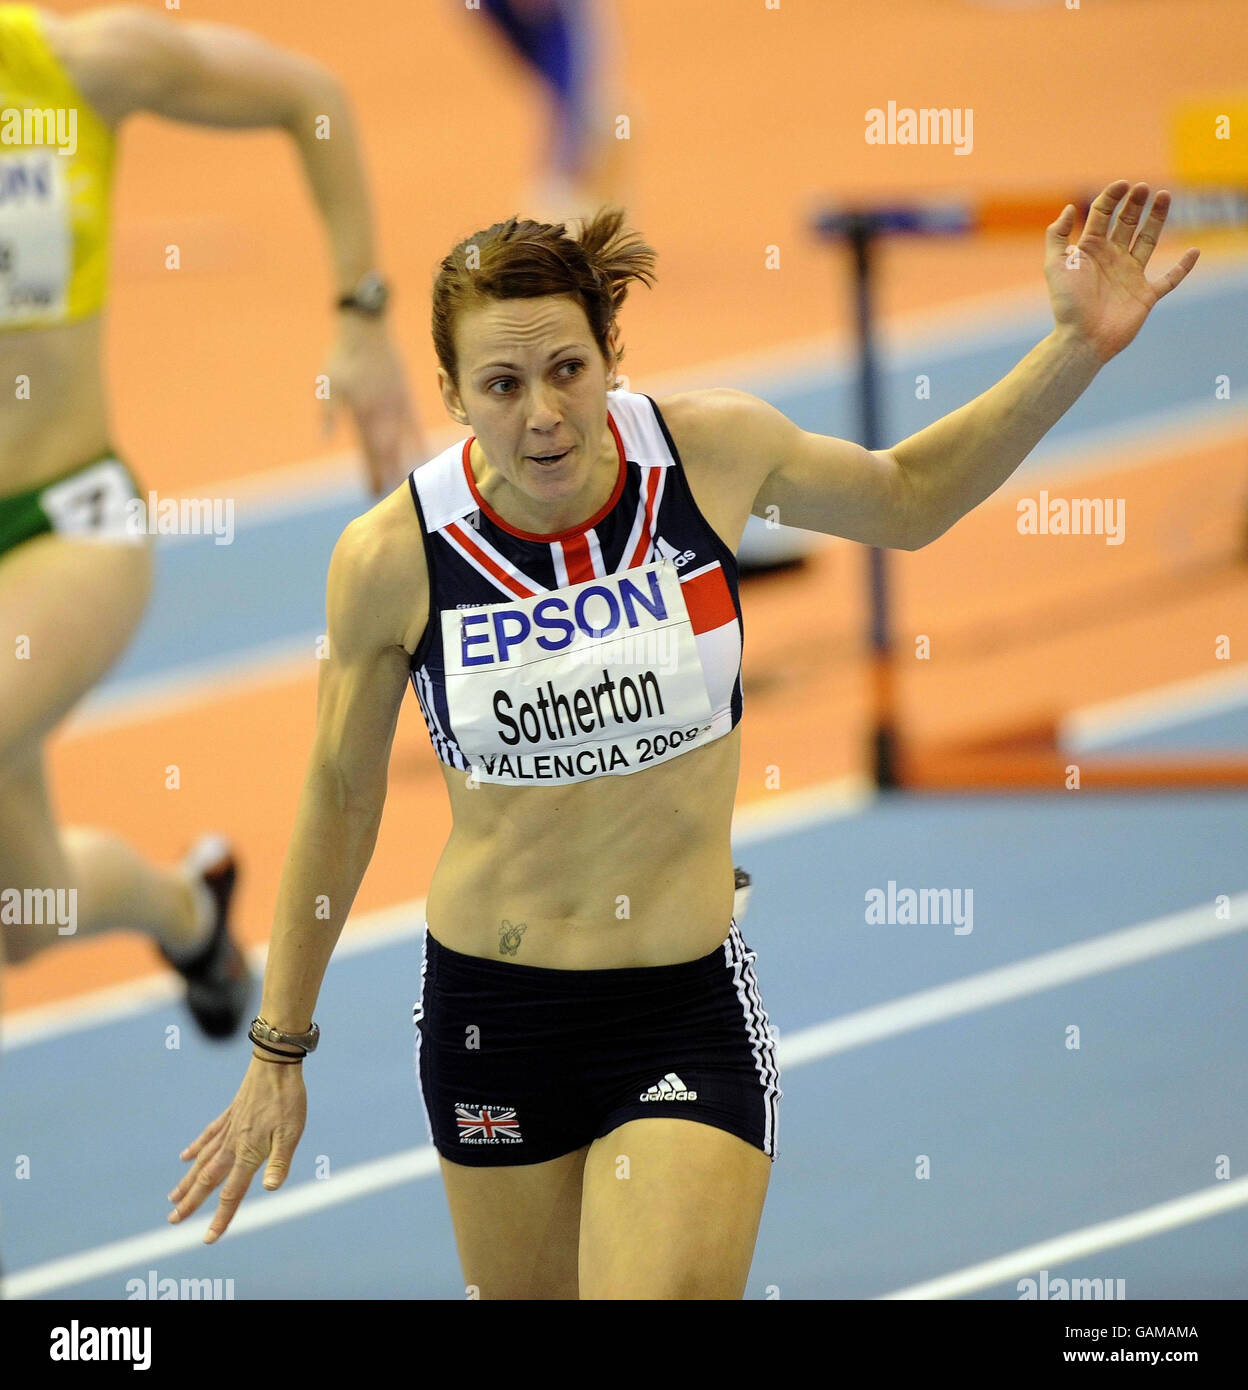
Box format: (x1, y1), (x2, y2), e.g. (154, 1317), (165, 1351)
(168, 1057), (307, 1243)
(323, 319), (425, 498)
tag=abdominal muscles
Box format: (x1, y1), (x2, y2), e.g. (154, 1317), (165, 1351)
(426, 726), (741, 969)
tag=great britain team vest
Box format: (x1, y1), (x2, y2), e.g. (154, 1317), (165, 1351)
(406, 390), (744, 786)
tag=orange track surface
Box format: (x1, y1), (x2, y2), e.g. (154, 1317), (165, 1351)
(8, 0), (1248, 1012)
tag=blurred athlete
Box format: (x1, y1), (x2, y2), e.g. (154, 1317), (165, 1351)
(475, 0), (628, 221)
(0, 3), (418, 1036)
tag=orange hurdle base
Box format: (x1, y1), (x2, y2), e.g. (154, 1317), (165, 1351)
(889, 720), (1248, 792)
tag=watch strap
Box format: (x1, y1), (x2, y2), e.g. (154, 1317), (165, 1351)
(336, 271), (389, 316)
(250, 1016), (320, 1053)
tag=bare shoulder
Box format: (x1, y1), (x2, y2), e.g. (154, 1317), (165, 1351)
(655, 387), (764, 454)
(45, 5), (176, 122)
(45, 6), (169, 65)
(328, 480), (429, 658)
(654, 387), (792, 480)
(648, 388), (785, 553)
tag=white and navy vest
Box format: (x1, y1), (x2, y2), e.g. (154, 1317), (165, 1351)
(406, 390), (744, 786)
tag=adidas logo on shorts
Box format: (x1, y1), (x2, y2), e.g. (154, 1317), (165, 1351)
(639, 1071), (698, 1102)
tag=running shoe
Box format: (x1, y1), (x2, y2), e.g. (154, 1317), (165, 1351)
(160, 834), (253, 1040)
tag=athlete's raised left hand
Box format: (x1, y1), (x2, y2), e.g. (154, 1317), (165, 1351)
(323, 320), (427, 496)
(1044, 180), (1199, 365)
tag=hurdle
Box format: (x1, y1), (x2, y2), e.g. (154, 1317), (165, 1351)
(811, 167), (1248, 793)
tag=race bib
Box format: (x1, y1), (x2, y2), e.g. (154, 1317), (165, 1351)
(0, 152), (71, 324)
(443, 559), (716, 785)
(41, 459), (142, 543)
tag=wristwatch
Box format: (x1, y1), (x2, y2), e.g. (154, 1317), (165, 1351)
(250, 1015), (320, 1053)
(337, 270), (390, 317)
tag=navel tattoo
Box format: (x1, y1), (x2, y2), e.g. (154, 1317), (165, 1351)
(498, 919), (528, 956)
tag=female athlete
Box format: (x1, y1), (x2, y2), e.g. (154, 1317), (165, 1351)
(0, 4), (415, 1035)
(168, 184), (1195, 1297)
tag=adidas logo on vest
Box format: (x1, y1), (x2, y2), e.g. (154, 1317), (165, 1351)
(640, 1071), (698, 1102)
(654, 536), (696, 569)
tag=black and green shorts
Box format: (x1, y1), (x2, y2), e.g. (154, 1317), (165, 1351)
(0, 452), (143, 562)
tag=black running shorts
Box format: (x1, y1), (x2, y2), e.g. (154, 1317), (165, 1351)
(412, 921), (782, 1166)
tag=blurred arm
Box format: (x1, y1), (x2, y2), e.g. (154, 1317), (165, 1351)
(57, 4), (379, 295)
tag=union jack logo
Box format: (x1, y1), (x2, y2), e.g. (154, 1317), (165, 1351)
(455, 1104), (522, 1142)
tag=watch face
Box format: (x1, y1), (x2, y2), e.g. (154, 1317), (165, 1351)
(356, 273), (388, 313)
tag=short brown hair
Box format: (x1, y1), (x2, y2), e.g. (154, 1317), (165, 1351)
(431, 208), (657, 391)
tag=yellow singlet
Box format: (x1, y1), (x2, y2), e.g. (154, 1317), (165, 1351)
(0, 3), (114, 328)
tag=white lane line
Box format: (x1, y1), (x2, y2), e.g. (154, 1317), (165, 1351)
(1, 894), (435, 1050)
(149, 450), (368, 543)
(2, 1147), (442, 1300)
(6, 889), (1246, 1298)
(1, 973), (185, 1049)
(1006, 400), (1248, 494)
(776, 891), (1248, 1067)
(1062, 665), (1248, 752)
(730, 775), (875, 845)
(62, 635), (320, 738)
(0, 777), (872, 1049)
(881, 1176), (1248, 1300)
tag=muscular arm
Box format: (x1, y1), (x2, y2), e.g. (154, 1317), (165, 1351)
(48, 4), (423, 493)
(668, 187), (1195, 553)
(52, 4), (379, 295)
(256, 505), (426, 1034)
(663, 336), (1102, 554)
(660, 387), (920, 550)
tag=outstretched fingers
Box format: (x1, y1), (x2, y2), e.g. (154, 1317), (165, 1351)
(167, 1112), (231, 1212)
(1109, 182), (1150, 248)
(1128, 188), (1171, 265)
(1059, 180), (1199, 300)
(203, 1156), (263, 1245)
(1149, 246), (1200, 300)
(1045, 201), (1079, 258)
(1129, 190), (1200, 298)
(168, 1127), (235, 1224)
(1081, 179), (1131, 241)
